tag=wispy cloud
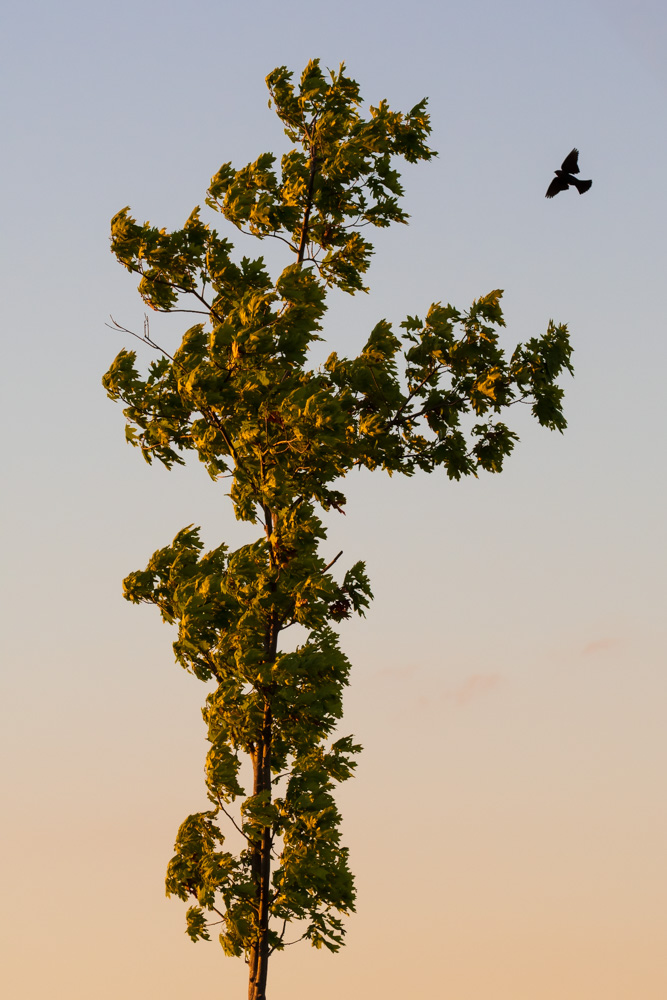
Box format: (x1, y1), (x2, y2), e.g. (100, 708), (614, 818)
(582, 637), (622, 657)
(444, 672), (503, 707)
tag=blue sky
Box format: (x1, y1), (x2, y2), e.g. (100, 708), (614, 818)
(2, 1), (666, 997)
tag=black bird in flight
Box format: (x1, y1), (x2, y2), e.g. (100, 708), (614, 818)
(545, 148), (592, 199)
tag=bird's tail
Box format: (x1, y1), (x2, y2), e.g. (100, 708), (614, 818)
(572, 178), (592, 195)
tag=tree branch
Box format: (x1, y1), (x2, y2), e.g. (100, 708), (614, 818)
(107, 315), (255, 485)
(216, 795), (252, 844)
(322, 550), (343, 574)
(106, 315), (181, 367)
(297, 148), (319, 263)
(387, 363), (441, 427)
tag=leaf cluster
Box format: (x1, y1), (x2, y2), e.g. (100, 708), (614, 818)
(126, 516), (369, 953)
(207, 59), (435, 292)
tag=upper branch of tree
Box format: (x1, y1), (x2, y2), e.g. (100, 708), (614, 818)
(107, 316), (253, 484)
(388, 363), (442, 427)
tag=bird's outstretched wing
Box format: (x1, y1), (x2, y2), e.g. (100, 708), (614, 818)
(572, 177), (592, 195)
(560, 148), (580, 174)
(545, 176), (569, 199)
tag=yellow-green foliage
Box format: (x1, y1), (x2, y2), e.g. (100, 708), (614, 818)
(104, 58), (573, 988)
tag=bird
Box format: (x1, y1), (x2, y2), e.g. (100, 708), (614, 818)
(545, 149), (592, 199)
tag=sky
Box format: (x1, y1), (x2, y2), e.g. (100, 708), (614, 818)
(1, 0), (666, 997)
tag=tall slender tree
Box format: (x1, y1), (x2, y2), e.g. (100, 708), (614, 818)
(104, 59), (573, 1000)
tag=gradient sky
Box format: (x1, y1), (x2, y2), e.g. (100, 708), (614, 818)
(2, 1), (666, 997)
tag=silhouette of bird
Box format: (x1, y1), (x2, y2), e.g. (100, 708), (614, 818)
(545, 149), (592, 199)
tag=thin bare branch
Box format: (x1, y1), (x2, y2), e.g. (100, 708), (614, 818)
(275, 932), (307, 950)
(216, 795), (252, 844)
(145, 307), (211, 317)
(322, 550), (343, 574)
(262, 232), (299, 252)
(268, 919), (288, 956)
(106, 315), (181, 368)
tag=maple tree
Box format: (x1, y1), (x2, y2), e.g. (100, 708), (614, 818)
(104, 59), (572, 1000)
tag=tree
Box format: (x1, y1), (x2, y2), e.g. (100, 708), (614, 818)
(103, 59), (573, 1000)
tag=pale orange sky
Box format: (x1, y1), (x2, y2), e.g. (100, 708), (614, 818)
(2, 0), (666, 997)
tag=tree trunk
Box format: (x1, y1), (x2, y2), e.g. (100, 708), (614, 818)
(247, 698), (273, 1000)
(247, 511), (280, 999)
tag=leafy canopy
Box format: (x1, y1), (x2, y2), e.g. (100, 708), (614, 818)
(103, 58), (573, 979)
